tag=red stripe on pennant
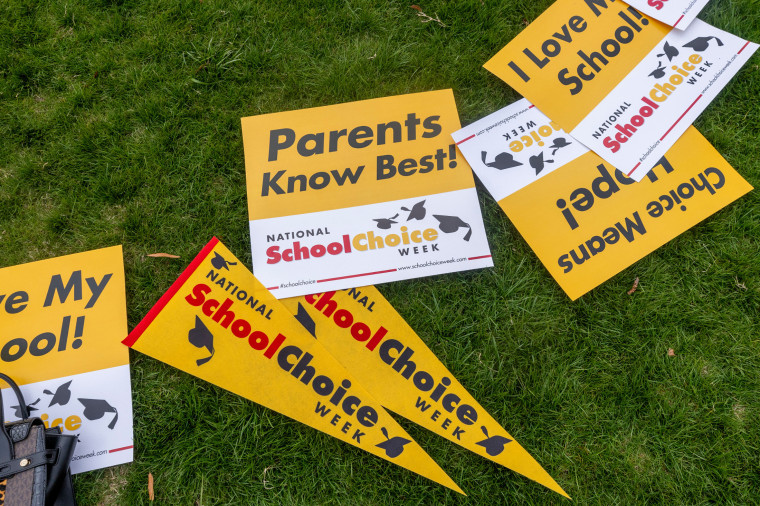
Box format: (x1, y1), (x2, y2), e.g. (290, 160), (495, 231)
(673, 15), (685, 28)
(123, 237), (220, 347)
(738, 40), (751, 54)
(468, 255), (492, 261)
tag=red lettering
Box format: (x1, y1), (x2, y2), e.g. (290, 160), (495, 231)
(185, 284), (211, 306)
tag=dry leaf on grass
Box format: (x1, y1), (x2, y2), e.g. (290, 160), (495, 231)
(148, 472), (154, 501)
(261, 465), (277, 490)
(627, 277), (639, 295)
(147, 253), (180, 259)
(667, 348), (675, 357)
(409, 5), (447, 27)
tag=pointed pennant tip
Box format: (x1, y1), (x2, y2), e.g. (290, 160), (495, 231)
(436, 471), (465, 496)
(499, 440), (570, 499)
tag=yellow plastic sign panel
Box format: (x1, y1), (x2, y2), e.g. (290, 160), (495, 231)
(501, 126), (751, 299)
(483, 0), (757, 180)
(242, 89), (476, 219)
(0, 246), (134, 474)
(1, 246), (128, 384)
(452, 98), (752, 299)
(280, 287), (569, 498)
(241, 90), (493, 298)
(485, 0), (669, 130)
(123, 238), (463, 494)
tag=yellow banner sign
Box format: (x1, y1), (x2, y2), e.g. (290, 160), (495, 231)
(452, 98), (752, 299)
(500, 126), (752, 298)
(242, 89), (475, 219)
(123, 238), (463, 494)
(1, 246), (128, 384)
(0, 246), (134, 473)
(483, 0), (757, 180)
(280, 287), (568, 498)
(241, 90), (493, 298)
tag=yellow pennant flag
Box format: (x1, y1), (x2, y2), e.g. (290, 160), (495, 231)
(281, 287), (569, 498)
(123, 238), (463, 494)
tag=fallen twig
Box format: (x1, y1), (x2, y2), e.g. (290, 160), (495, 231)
(410, 5), (447, 27)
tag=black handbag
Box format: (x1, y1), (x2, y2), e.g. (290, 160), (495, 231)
(0, 373), (77, 506)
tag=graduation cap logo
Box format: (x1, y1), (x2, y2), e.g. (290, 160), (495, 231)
(400, 200), (426, 221)
(433, 215), (472, 241)
(649, 61), (667, 79)
(683, 36), (723, 52)
(11, 398), (40, 419)
(43, 380), (73, 407)
(549, 137), (572, 156)
(294, 303), (317, 338)
(528, 151), (554, 175)
(475, 426), (512, 457)
(188, 315), (215, 366)
(78, 398), (119, 430)
(481, 151), (522, 170)
(375, 427), (411, 458)
(657, 41), (680, 61)
(210, 252), (237, 270)
(373, 213), (399, 230)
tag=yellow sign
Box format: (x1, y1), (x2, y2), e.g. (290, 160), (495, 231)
(280, 287), (569, 498)
(483, 0), (757, 180)
(484, 0), (668, 130)
(0, 246), (133, 474)
(1, 246), (128, 384)
(241, 90), (493, 298)
(123, 238), (463, 494)
(452, 98), (752, 299)
(242, 90), (475, 219)
(501, 126), (751, 299)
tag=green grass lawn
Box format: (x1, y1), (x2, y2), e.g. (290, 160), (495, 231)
(2, 0), (759, 503)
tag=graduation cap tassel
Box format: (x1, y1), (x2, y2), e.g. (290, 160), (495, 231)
(107, 407), (119, 430)
(79, 397), (119, 429)
(463, 225), (472, 242)
(196, 348), (215, 366)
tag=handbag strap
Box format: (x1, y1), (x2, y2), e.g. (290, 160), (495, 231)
(0, 448), (59, 479)
(0, 373), (29, 461)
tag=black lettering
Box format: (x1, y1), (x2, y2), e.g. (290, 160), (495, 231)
(268, 128), (295, 161)
(331, 166), (364, 186)
(422, 116), (442, 138)
(261, 170), (286, 196)
(44, 271), (83, 307)
(558, 68), (583, 95)
(615, 211), (647, 242)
